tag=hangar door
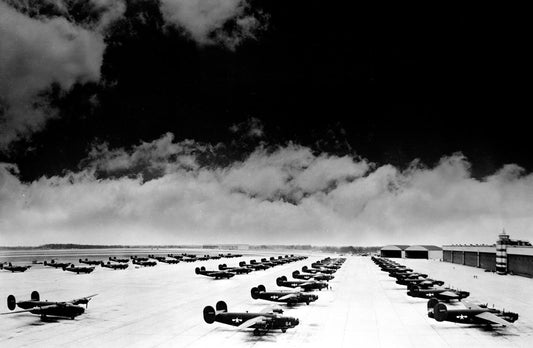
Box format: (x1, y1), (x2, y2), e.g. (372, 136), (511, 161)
(452, 251), (464, 264)
(508, 255), (533, 277)
(443, 250), (452, 262)
(464, 252), (478, 267)
(479, 252), (495, 271)
(381, 250), (402, 258)
(405, 250), (428, 259)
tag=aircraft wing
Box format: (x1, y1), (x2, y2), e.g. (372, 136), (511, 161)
(69, 294), (98, 305)
(475, 311), (513, 326)
(438, 291), (459, 300)
(462, 300), (482, 310)
(238, 316), (267, 329)
(278, 294), (297, 301)
(1, 304), (59, 315)
(260, 305), (283, 314)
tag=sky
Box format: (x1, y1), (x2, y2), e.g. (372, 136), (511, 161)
(0, 1), (531, 246)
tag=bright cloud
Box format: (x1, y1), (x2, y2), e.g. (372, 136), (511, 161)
(1, 134), (533, 246)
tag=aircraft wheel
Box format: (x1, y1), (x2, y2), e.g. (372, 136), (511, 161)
(253, 328), (260, 336)
(282, 328), (287, 333)
(306, 301), (309, 305)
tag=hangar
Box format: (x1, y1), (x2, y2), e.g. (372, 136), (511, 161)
(443, 232), (533, 277)
(380, 245), (409, 258)
(404, 245), (443, 259)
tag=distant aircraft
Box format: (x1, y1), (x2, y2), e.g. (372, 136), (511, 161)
(63, 265), (95, 274)
(109, 257), (129, 263)
(301, 265), (335, 275)
(195, 266), (235, 279)
(101, 261), (128, 270)
(159, 258), (180, 264)
(407, 287), (470, 301)
(130, 256), (149, 262)
(44, 260), (71, 269)
(218, 264), (253, 274)
(1, 291), (97, 320)
(398, 277), (445, 288)
(132, 259), (157, 267)
(292, 270), (334, 282)
(239, 261), (269, 271)
(276, 276), (328, 291)
(427, 299), (518, 326)
(251, 284), (318, 306)
(203, 300), (299, 336)
(181, 256), (197, 262)
(0, 263), (31, 273)
(167, 254), (183, 260)
(148, 255), (179, 263)
(79, 258), (101, 266)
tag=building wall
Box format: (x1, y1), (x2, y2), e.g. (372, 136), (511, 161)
(508, 254), (533, 277)
(452, 251), (464, 264)
(479, 252), (496, 271)
(443, 250), (452, 262)
(428, 250), (443, 260)
(464, 251), (478, 267)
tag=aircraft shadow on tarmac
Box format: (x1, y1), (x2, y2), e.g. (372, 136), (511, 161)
(433, 324), (519, 337)
(214, 327), (278, 342)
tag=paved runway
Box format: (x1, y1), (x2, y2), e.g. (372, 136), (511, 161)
(1, 254), (531, 347)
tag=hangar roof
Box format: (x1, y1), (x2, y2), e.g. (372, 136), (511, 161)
(406, 245), (442, 251)
(381, 245), (410, 251)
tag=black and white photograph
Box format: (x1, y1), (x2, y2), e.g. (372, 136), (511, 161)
(0, 1), (531, 347)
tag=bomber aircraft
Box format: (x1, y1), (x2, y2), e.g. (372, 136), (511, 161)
(251, 285), (318, 306)
(276, 276), (328, 291)
(1, 263), (31, 273)
(195, 266), (235, 279)
(239, 261), (269, 271)
(101, 261), (129, 270)
(407, 286), (470, 302)
(292, 270), (334, 282)
(132, 259), (157, 267)
(218, 263), (253, 274)
(44, 260), (71, 269)
(79, 258), (101, 266)
(203, 300), (299, 336)
(130, 256), (149, 262)
(63, 264), (95, 274)
(109, 256), (129, 263)
(427, 299), (519, 326)
(1, 291), (97, 320)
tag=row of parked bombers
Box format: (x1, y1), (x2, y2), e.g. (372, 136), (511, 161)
(202, 257), (346, 336)
(0, 253), (245, 274)
(372, 256), (519, 327)
(195, 255), (309, 279)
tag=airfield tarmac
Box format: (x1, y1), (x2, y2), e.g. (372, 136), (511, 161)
(0, 253), (532, 347)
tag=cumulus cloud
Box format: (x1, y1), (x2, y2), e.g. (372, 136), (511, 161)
(0, 1), (110, 149)
(160, 0), (266, 48)
(1, 134), (533, 246)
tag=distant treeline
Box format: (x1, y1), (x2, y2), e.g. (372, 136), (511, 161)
(0, 244), (196, 250)
(250, 245), (381, 254)
(0, 244), (381, 253)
